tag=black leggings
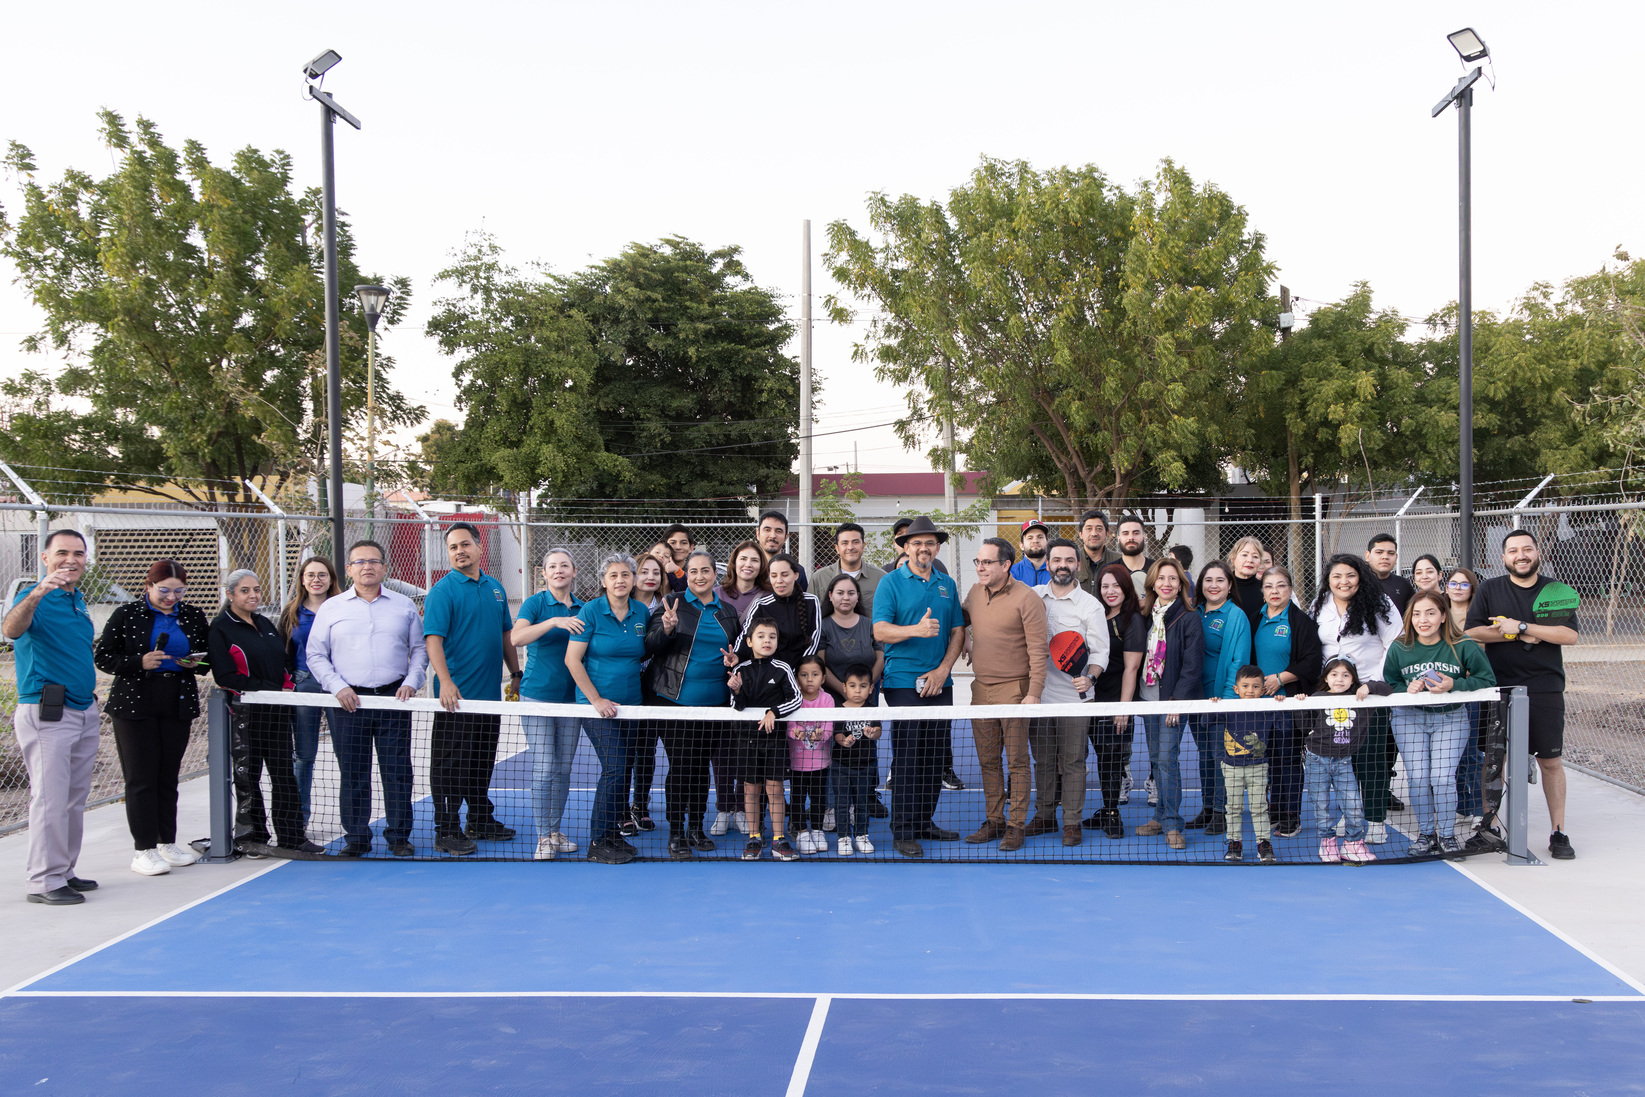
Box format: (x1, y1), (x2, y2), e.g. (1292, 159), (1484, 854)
(1087, 715), (1129, 811)
(791, 769), (828, 831)
(111, 677), (193, 850)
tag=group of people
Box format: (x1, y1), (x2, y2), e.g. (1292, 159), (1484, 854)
(7, 508), (1578, 900)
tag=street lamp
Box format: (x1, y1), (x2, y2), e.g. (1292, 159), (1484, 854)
(304, 49), (362, 564)
(354, 284), (392, 532)
(1432, 28), (1489, 571)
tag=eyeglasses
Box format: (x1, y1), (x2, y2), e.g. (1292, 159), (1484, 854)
(1446, 580), (1471, 589)
(152, 587), (186, 598)
(972, 558), (1005, 567)
(349, 557), (384, 567)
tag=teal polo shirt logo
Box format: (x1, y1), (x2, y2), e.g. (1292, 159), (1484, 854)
(1273, 624), (1290, 638)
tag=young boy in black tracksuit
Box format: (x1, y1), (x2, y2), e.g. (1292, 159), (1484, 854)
(729, 617), (803, 861)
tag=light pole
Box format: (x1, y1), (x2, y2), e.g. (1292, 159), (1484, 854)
(354, 283), (391, 536)
(1432, 27), (1489, 571)
(304, 49), (362, 564)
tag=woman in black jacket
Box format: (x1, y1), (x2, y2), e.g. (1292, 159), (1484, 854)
(208, 568), (320, 854)
(1135, 558), (1204, 851)
(644, 549), (742, 858)
(1250, 566), (1324, 838)
(94, 560), (212, 876)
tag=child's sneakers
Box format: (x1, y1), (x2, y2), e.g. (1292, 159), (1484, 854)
(1257, 840), (1277, 864)
(822, 808), (836, 832)
(771, 836), (799, 861)
(733, 812), (751, 835)
(1366, 821), (1387, 845)
(1224, 840), (1243, 863)
(795, 830), (818, 854)
(710, 812), (733, 836)
(854, 834), (874, 854)
(742, 836), (764, 861)
(1318, 836), (1340, 863)
(838, 836), (854, 856)
(1408, 833), (1439, 857)
(1339, 839), (1377, 864)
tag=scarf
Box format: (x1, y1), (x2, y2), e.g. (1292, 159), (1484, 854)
(1143, 600), (1173, 687)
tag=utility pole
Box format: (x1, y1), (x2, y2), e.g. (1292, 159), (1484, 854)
(943, 362), (958, 575)
(1279, 285), (1304, 578)
(798, 219), (814, 571)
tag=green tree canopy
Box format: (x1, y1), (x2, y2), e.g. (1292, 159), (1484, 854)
(0, 110), (421, 508)
(425, 233), (801, 509)
(825, 156), (1276, 512)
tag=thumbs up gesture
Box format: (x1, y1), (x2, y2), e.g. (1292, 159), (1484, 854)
(916, 606), (940, 638)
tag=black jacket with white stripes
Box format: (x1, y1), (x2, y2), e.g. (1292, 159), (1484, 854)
(733, 589), (821, 669)
(730, 656), (803, 724)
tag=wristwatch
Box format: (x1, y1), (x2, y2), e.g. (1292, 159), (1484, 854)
(1518, 621), (1530, 635)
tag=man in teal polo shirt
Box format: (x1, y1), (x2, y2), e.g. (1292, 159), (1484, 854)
(4, 530), (101, 905)
(873, 515), (965, 858)
(425, 522), (522, 855)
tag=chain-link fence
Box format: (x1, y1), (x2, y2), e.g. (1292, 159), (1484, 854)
(3, 480), (1642, 831)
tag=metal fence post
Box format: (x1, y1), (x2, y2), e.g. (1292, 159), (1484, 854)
(1313, 493), (1324, 595)
(195, 688), (239, 863)
(0, 459), (50, 578)
(1503, 686), (1543, 866)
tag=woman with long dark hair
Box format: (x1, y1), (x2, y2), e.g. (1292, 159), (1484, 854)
(1192, 559), (1251, 835)
(1251, 566), (1322, 839)
(1310, 553), (1401, 845)
(1445, 565), (1486, 830)
(277, 555), (341, 828)
(1134, 557), (1203, 851)
(718, 540), (770, 623)
(95, 560), (213, 875)
(1080, 563), (1146, 839)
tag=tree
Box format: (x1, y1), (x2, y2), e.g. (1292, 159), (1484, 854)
(0, 112), (421, 527)
(825, 157), (1276, 513)
(425, 233), (801, 511)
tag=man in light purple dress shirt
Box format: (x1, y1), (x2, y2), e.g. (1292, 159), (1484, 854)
(306, 539), (429, 857)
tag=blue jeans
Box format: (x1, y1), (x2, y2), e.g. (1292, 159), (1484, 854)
(1455, 702), (1484, 817)
(1391, 706), (1471, 837)
(521, 703), (581, 837)
(331, 705), (413, 843)
(1305, 751), (1365, 842)
(1142, 714), (1186, 833)
(291, 672), (330, 824)
(1191, 718), (1226, 813)
(583, 717), (636, 843)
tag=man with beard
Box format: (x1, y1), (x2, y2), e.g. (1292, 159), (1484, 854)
(1466, 529), (1580, 860)
(811, 522), (887, 619)
(756, 510), (809, 593)
(1076, 509), (1122, 598)
(1365, 533), (1414, 616)
(1010, 519), (1053, 588)
(1116, 515), (1156, 599)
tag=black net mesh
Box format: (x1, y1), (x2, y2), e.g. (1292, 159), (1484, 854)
(229, 691), (1508, 865)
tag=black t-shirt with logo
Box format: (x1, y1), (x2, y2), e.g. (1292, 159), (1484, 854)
(1093, 612), (1147, 703)
(1464, 573), (1578, 692)
(1375, 572), (1415, 617)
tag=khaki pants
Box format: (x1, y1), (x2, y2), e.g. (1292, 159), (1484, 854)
(1030, 715), (1089, 822)
(1222, 761), (1271, 842)
(971, 677), (1032, 825)
(15, 702), (102, 894)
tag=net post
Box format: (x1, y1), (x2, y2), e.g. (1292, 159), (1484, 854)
(1502, 686), (1543, 866)
(197, 688), (239, 863)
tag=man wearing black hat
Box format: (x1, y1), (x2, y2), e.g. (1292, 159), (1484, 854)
(1010, 519), (1052, 588)
(873, 516), (966, 858)
(891, 517), (949, 576)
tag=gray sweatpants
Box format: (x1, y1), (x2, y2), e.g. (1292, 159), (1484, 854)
(15, 702), (102, 894)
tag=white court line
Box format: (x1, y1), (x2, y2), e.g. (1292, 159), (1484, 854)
(785, 995), (831, 1097)
(1445, 859), (1645, 996)
(1, 859), (289, 997)
(8, 990), (1642, 1002)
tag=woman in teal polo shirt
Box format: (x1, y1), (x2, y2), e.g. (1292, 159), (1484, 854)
(1250, 567), (1323, 839)
(565, 553), (650, 865)
(510, 547), (585, 861)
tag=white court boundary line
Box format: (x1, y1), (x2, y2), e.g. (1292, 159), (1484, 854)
(785, 995), (831, 1097)
(7, 990), (1641, 1002)
(1445, 859), (1645, 996)
(1, 859), (289, 997)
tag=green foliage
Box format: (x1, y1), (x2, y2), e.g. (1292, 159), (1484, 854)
(826, 156), (1276, 511)
(811, 472), (867, 527)
(0, 111), (421, 506)
(425, 233), (801, 511)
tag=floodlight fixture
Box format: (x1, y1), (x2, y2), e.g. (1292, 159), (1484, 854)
(1447, 28), (1488, 63)
(354, 284), (392, 332)
(304, 49), (342, 81)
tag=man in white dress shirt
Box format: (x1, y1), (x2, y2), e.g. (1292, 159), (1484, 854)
(306, 540), (429, 857)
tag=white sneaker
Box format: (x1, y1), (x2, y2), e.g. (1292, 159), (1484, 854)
(549, 831), (578, 853)
(1119, 772), (1132, 805)
(131, 848), (171, 876)
(1454, 817), (1476, 840)
(157, 842), (200, 867)
(854, 834), (875, 853)
(822, 808), (836, 832)
(1146, 778), (1158, 807)
(838, 836), (854, 855)
(710, 812), (732, 836)
(1366, 821), (1387, 845)
(534, 836), (557, 861)
(795, 830), (815, 854)
(733, 811), (750, 835)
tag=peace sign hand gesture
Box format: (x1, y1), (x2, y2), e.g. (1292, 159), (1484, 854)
(660, 596), (681, 635)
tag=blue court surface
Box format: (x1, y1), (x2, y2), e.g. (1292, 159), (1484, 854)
(4, 859), (1643, 1095)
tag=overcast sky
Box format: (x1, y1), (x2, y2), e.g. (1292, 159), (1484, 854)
(2, 1), (1640, 480)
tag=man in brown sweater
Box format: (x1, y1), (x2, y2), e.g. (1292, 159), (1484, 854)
(961, 537), (1047, 851)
